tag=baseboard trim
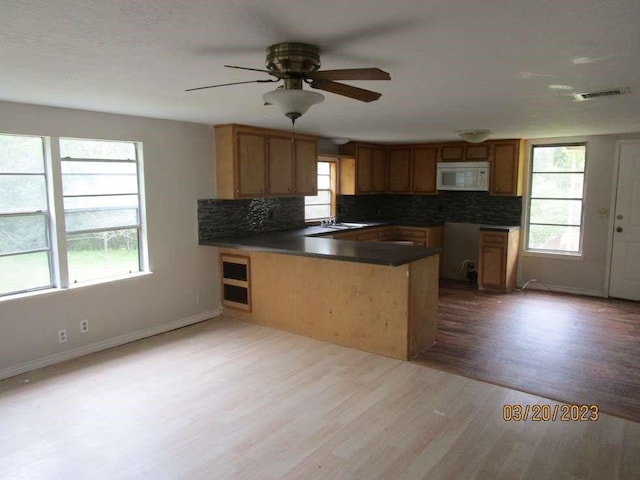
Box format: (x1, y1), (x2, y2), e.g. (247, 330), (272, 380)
(518, 282), (605, 298)
(0, 308), (223, 381)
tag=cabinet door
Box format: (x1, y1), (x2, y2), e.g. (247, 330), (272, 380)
(441, 145), (464, 161)
(294, 138), (318, 195)
(491, 142), (519, 195)
(412, 147), (437, 194)
(479, 244), (506, 289)
(466, 144), (491, 160)
(356, 146), (373, 193)
(478, 232), (508, 290)
(388, 149), (411, 193)
(237, 132), (267, 197)
(267, 136), (294, 195)
(372, 147), (388, 192)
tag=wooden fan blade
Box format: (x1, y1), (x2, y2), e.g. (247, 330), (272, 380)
(311, 68), (391, 81)
(310, 80), (382, 102)
(185, 79), (277, 92)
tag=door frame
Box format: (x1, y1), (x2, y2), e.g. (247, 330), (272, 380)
(605, 139), (640, 298)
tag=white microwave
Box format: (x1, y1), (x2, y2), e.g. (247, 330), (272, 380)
(436, 161), (489, 191)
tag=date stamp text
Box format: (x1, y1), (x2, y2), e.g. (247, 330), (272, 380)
(503, 403), (599, 422)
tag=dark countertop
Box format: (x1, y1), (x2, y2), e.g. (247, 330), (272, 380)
(479, 225), (521, 232)
(201, 221), (441, 266)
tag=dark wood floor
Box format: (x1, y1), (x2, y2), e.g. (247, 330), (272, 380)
(415, 280), (640, 423)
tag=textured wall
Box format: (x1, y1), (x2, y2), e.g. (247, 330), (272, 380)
(199, 197), (305, 240)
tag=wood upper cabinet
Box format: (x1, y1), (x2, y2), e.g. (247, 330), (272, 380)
(440, 143), (491, 162)
(267, 135), (294, 196)
(490, 139), (525, 196)
(339, 142), (387, 194)
(412, 146), (438, 194)
(478, 229), (520, 292)
(237, 131), (267, 197)
(372, 147), (388, 192)
(334, 138), (524, 197)
(440, 145), (464, 161)
(214, 124), (318, 199)
(357, 146), (373, 193)
(466, 144), (491, 160)
(294, 138), (318, 195)
(388, 148), (411, 193)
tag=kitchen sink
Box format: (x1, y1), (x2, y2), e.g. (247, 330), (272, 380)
(321, 224), (353, 230)
(338, 222), (370, 228)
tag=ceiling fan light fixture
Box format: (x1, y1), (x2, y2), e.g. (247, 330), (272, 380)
(262, 89), (324, 124)
(457, 129), (491, 143)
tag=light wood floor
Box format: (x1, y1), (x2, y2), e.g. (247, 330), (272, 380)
(1, 317), (639, 480)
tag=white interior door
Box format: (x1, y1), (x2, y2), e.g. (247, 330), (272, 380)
(609, 142), (640, 300)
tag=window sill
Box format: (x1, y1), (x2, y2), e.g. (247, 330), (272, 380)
(67, 271), (153, 290)
(0, 271), (153, 303)
(521, 250), (584, 261)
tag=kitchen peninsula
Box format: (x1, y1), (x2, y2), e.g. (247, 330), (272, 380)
(202, 224), (441, 360)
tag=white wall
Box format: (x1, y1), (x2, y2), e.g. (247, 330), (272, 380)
(0, 101), (221, 377)
(518, 133), (639, 296)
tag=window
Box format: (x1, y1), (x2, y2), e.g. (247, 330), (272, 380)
(0, 134), (146, 297)
(525, 144), (586, 254)
(60, 139), (144, 284)
(304, 160), (337, 221)
(0, 134), (53, 295)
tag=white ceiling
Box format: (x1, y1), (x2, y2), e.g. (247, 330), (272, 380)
(2, 0), (640, 143)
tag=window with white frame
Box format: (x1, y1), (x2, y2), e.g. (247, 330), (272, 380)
(526, 144), (586, 254)
(0, 134), (53, 295)
(304, 160), (336, 221)
(0, 134), (146, 297)
(60, 138), (144, 284)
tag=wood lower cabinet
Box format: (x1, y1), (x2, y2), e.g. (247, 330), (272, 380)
(478, 229), (520, 292)
(221, 254), (251, 311)
(328, 225), (444, 275)
(214, 124), (318, 199)
(219, 247), (439, 360)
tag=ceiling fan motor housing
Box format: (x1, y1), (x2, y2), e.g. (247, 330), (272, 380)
(266, 43), (321, 81)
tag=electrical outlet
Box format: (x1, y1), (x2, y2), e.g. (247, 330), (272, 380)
(58, 329), (67, 343)
(80, 319), (89, 333)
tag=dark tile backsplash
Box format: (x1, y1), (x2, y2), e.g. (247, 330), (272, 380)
(199, 192), (521, 241)
(337, 192), (522, 226)
(198, 197), (305, 241)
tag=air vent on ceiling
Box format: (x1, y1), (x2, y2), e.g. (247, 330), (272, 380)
(573, 87), (630, 101)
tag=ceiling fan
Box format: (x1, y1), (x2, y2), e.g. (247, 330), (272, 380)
(186, 42), (391, 123)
